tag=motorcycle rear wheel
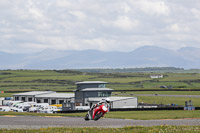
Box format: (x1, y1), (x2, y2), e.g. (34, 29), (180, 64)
(94, 111), (103, 121)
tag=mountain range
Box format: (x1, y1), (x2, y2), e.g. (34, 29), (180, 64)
(0, 46), (200, 69)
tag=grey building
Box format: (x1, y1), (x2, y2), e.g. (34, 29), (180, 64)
(35, 93), (74, 105)
(13, 91), (54, 102)
(13, 91), (74, 105)
(75, 81), (113, 106)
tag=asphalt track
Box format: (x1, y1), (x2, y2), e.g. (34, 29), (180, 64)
(1, 116), (200, 129)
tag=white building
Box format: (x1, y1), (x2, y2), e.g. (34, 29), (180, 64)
(35, 93), (74, 105)
(13, 91), (74, 105)
(87, 97), (138, 108)
(13, 91), (54, 102)
(150, 75), (163, 79)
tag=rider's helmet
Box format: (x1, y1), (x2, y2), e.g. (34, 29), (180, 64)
(102, 98), (111, 104)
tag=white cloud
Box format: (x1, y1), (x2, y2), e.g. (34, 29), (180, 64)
(130, 0), (170, 16)
(69, 11), (87, 20)
(113, 16), (139, 31)
(191, 8), (200, 19)
(166, 23), (190, 33)
(0, 0), (200, 53)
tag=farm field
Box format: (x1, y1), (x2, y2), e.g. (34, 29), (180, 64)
(1, 70), (200, 92)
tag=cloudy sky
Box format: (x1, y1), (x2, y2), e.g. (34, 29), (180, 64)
(0, 0), (200, 53)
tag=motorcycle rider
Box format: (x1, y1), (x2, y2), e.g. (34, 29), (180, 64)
(89, 98), (111, 115)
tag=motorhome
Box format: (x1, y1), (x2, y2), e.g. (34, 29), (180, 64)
(13, 102), (36, 112)
(7, 101), (23, 107)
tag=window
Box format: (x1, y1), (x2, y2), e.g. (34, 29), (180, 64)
(15, 97), (19, 101)
(51, 100), (56, 104)
(21, 97), (25, 102)
(37, 99), (41, 103)
(28, 98), (32, 102)
(98, 84), (105, 88)
(59, 100), (64, 104)
(44, 99), (48, 103)
(98, 92), (111, 97)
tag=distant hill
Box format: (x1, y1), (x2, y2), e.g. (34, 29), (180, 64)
(0, 46), (200, 69)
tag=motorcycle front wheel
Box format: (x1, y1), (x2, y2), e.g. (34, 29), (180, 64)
(94, 111), (103, 121)
(84, 113), (90, 121)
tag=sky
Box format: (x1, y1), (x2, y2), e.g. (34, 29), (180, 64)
(0, 0), (200, 53)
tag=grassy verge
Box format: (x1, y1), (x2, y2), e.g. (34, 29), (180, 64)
(1, 110), (200, 120)
(0, 112), (85, 117)
(106, 110), (200, 120)
(0, 93), (13, 97)
(0, 126), (200, 133)
(115, 91), (200, 95)
(136, 96), (200, 106)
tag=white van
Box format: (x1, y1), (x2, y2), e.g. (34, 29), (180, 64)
(29, 103), (49, 112)
(13, 102), (36, 112)
(39, 106), (58, 113)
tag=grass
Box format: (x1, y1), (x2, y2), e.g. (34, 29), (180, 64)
(0, 112), (86, 117)
(106, 110), (200, 120)
(115, 91), (200, 95)
(1, 110), (200, 120)
(1, 126), (200, 133)
(136, 96), (200, 106)
(0, 93), (13, 98)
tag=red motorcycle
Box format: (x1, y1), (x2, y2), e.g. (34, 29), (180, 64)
(85, 103), (109, 121)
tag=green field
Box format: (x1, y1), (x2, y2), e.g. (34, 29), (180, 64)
(1, 70), (200, 92)
(1, 126), (200, 133)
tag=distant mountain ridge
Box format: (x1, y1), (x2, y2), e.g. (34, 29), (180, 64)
(0, 46), (200, 69)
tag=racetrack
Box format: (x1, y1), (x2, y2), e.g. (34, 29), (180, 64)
(1, 116), (200, 129)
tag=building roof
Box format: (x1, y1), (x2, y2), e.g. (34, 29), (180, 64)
(13, 91), (54, 96)
(35, 93), (74, 98)
(80, 88), (113, 91)
(75, 81), (108, 85)
(88, 97), (137, 102)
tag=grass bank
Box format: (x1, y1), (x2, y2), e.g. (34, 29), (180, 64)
(106, 110), (200, 120)
(0, 126), (200, 133)
(0, 93), (13, 97)
(137, 96), (200, 106)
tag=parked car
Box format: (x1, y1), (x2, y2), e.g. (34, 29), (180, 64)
(0, 106), (11, 112)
